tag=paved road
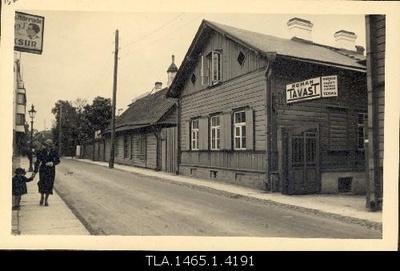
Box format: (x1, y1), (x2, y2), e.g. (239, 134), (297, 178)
(55, 159), (382, 238)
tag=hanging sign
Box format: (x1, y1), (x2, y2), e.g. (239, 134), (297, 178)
(14, 11), (45, 54)
(286, 75), (338, 104)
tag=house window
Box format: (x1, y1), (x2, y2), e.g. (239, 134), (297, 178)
(210, 115), (221, 150)
(191, 74), (196, 84)
(234, 110), (246, 150)
(237, 51), (246, 66)
(357, 113), (367, 150)
(202, 50), (222, 86)
(17, 93), (25, 105)
(137, 135), (146, 159)
(16, 113), (25, 125)
(123, 134), (129, 159)
(191, 119), (199, 150)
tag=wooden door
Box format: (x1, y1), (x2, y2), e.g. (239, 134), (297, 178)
(282, 125), (321, 195)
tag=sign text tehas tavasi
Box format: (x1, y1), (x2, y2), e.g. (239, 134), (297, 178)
(14, 12), (45, 54)
(286, 75), (338, 104)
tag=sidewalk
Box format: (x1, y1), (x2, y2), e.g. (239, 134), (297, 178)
(11, 156), (382, 236)
(11, 156), (90, 235)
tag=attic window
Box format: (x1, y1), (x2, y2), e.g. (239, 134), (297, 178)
(237, 51), (246, 66)
(191, 74), (196, 84)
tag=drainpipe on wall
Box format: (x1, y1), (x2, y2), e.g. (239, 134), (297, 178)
(264, 52), (277, 192)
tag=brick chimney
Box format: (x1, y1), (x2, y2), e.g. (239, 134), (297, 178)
(154, 81), (163, 91)
(287, 17), (313, 41)
(355, 45), (365, 55)
(334, 30), (357, 51)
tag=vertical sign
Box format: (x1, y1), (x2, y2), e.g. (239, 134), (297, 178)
(14, 11), (45, 54)
(321, 75), (338, 97)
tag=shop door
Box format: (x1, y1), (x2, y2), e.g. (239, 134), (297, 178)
(282, 126), (320, 195)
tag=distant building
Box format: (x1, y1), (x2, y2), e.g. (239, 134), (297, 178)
(87, 56), (179, 173)
(13, 52), (28, 156)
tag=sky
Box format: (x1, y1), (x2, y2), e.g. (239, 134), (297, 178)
(10, 9), (367, 131)
(1, 0), (400, 251)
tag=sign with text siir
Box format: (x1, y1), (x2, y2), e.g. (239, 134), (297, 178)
(286, 75), (338, 104)
(14, 11), (45, 54)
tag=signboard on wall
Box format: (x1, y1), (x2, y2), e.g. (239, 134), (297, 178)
(321, 75), (338, 97)
(14, 11), (45, 54)
(286, 75), (338, 104)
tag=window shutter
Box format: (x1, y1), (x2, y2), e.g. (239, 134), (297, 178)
(220, 112), (232, 150)
(201, 54), (208, 86)
(185, 121), (191, 151)
(199, 117), (209, 150)
(246, 107), (254, 150)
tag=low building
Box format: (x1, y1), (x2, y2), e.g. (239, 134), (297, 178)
(167, 18), (368, 195)
(100, 56), (178, 173)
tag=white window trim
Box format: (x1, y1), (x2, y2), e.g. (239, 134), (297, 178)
(210, 115), (220, 150)
(357, 113), (367, 150)
(202, 50), (222, 86)
(234, 110), (246, 150)
(191, 119), (199, 150)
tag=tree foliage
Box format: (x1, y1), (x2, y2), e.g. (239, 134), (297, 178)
(51, 96), (112, 156)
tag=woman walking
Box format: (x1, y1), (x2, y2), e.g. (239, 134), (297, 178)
(32, 139), (61, 206)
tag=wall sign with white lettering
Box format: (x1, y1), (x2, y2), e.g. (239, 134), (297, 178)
(286, 75), (338, 104)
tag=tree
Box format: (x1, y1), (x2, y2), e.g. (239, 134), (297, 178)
(51, 100), (80, 156)
(82, 96), (112, 141)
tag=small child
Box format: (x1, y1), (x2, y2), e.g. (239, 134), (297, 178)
(12, 167), (34, 210)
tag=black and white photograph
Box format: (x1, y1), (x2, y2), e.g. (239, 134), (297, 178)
(0, 0), (398, 252)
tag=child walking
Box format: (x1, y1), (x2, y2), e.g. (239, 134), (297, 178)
(12, 167), (34, 210)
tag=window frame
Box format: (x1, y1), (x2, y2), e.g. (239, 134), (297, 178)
(233, 110), (246, 150)
(205, 50), (222, 86)
(210, 115), (221, 150)
(357, 113), (367, 150)
(16, 113), (25, 125)
(16, 93), (25, 105)
(191, 119), (199, 151)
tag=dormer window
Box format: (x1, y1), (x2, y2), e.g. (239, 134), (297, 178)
(201, 50), (222, 86)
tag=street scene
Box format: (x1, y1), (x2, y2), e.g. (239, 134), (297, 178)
(2, 1), (398, 251)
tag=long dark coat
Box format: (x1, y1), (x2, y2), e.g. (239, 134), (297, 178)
(34, 148), (61, 194)
(12, 175), (33, 196)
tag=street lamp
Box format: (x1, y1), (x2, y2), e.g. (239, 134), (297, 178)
(28, 104), (36, 172)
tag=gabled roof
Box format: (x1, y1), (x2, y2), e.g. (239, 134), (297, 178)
(167, 20), (366, 98)
(104, 88), (176, 133)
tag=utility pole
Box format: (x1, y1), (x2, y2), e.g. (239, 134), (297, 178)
(109, 29), (119, 168)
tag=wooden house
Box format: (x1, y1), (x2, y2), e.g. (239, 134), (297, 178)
(167, 18), (368, 195)
(99, 56), (178, 173)
(365, 15), (385, 210)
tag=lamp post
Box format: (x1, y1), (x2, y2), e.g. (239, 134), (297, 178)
(28, 104), (36, 172)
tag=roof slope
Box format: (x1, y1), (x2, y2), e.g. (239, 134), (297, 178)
(208, 20), (365, 69)
(113, 88), (176, 129)
(167, 20), (366, 97)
